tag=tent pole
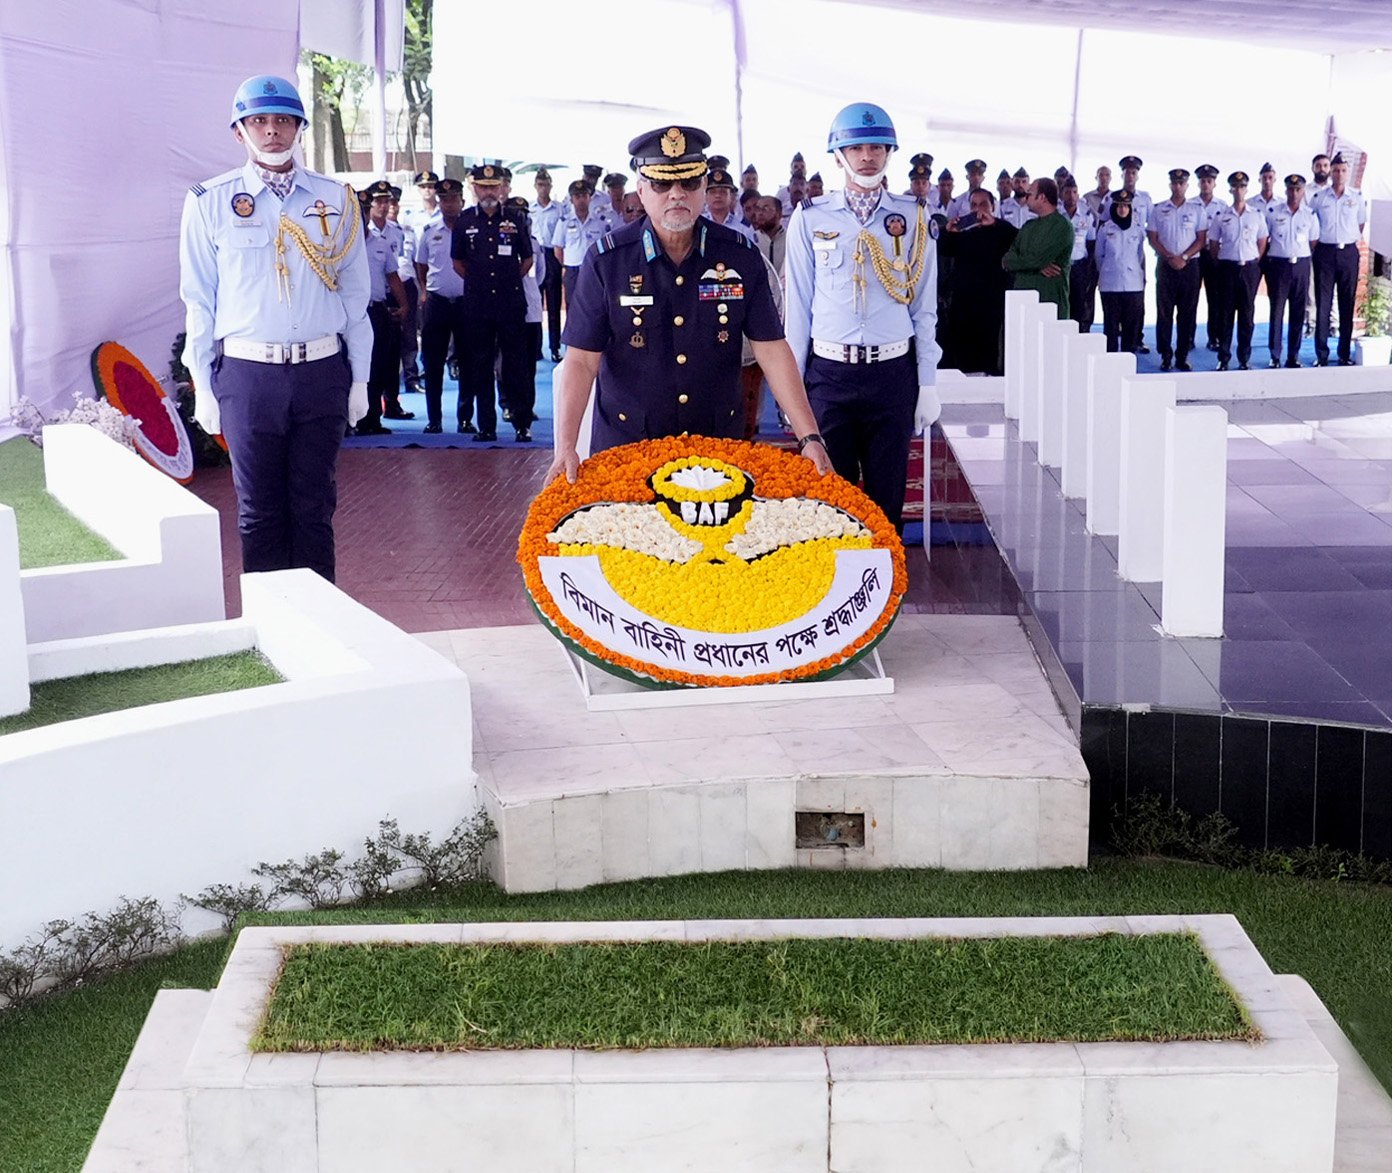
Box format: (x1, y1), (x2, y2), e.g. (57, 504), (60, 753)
(1068, 27), (1083, 179)
(729, 0), (747, 171)
(373, 0), (388, 175)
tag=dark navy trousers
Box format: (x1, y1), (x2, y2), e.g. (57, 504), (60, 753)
(1154, 259), (1201, 362)
(212, 351), (348, 582)
(1264, 255), (1311, 365)
(1312, 243), (1360, 363)
(805, 350), (918, 532)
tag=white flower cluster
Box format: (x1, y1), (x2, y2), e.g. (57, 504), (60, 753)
(549, 503), (703, 562)
(726, 498), (868, 559)
(5, 392), (140, 452)
(669, 464), (735, 491)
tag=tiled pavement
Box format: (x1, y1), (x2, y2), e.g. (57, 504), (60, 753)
(190, 447), (1022, 633)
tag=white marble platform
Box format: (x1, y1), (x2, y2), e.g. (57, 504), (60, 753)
(83, 914), (1375, 1173)
(416, 615), (1090, 891)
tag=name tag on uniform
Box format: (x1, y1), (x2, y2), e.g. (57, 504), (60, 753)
(618, 295), (654, 306)
(812, 239), (837, 251)
(497, 244), (513, 256)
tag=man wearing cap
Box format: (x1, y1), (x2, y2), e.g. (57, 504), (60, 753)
(1190, 164), (1229, 353)
(1001, 177), (1073, 319)
(401, 170), (441, 237)
(1262, 175), (1321, 369)
(742, 162), (762, 194)
(546, 125), (830, 484)
(530, 168), (566, 362)
(1059, 176), (1098, 333)
(806, 173), (825, 199)
(785, 102), (941, 532)
(947, 159), (987, 220)
(621, 191), (645, 224)
(179, 74), (371, 582)
(551, 178), (610, 310)
(386, 187), (424, 402)
(1001, 167), (1039, 229)
(704, 166), (757, 241)
(1096, 190), (1148, 354)
(774, 154), (802, 210)
(601, 173), (629, 227)
(1207, 171), (1269, 371)
(362, 181), (413, 427)
(994, 170), (1015, 218)
(933, 169), (956, 219)
(414, 178), (470, 433)
(1310, 154), (1367, 366)
(1249, 164), (1282, 217)
(1147, 169), (1207, 371)
(452, 164), (534, 441)
(780, 172), (809, 223)
(905, 153), (934, 199)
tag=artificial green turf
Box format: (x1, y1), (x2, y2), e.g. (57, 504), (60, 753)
(0, 860), (1388, 1172)
(0, 437), (122, 569)
(0, 653), (283, 736)
(257, 933), (1254, 1052)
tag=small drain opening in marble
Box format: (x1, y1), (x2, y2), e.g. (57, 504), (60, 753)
(795, 811), (865, 849)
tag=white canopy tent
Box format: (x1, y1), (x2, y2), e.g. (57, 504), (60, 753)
(0, 0), (1387, 424)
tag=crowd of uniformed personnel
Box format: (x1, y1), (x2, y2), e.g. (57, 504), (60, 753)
(352, 146), (1370, 438)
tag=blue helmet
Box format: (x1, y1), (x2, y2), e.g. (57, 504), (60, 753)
(229, 75), (307, 128)
(827, 103), (898, 153)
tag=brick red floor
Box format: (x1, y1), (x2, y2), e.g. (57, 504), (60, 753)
(190, 448), (1019, 632)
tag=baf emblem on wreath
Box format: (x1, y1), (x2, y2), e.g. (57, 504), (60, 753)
(519, 438), (907, 687)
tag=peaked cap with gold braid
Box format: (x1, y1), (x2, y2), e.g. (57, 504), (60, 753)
(627, 125), (712, 181)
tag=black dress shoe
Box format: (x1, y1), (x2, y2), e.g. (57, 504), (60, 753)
(1269, 359), (1280, 369)
(1217, 360), (1229, 371)
(550, 350), (563, 363)
(1137, 344), (1151, 354)
(502, 408), (513, 423)
(474, 431), (497, 442)
(355, 422), (391, 436)
(1206, 340), (1219, 352)
(457, 421), (477, 434)
(1176, 359), (1192, 372)
(1284, 359), (1301, 369)
(1239, 361), (1250, 371)
(515, 428), (533, 442)
(1339, 357), (1357, 366)
(1160, 358), (1172, 372)
(384, 408), (416, 420)
(423, 422), (442, 434)
(1315, 357), (1329, 367)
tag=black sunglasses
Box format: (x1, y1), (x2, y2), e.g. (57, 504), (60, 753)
(645, 176), (705, 193)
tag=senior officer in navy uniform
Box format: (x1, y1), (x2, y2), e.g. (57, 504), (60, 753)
(546, 125), (831, 484)
(179, 74), (370, 583)
(451, 164), (534, 441)
(786, 102), (941, 534)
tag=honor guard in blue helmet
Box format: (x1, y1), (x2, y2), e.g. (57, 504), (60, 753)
(178, 73), (372, 581)
(544, 124), (830, 484)
(784, 101), (941, 533)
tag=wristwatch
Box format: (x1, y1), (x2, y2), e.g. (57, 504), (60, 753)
(797, 433), (827, 453)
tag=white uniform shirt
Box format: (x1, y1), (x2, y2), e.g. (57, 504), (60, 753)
(400, 204), (440, 237)
(550, 211), (609, 265)
(528, 198), (565, 255)
(1247, 193), (1283, 218)
(1208, 205), (1269, 263)
(178, 161), (372, 392)
(705, 207), (757, 243)
(1310, 186), (1367, 246)
(375, 219), (416, 285)
(999, 198), (1037, 228)
(1305, 179), (1331, 206)
(413, 217), (465, 298)
(784, 188), (941, 385)
(1059, 204), (1096, 262)
(1264, 202), (1320, 260)
(364, 228), (398, 302)
(1122, 188), (1152, 231)
(1095, 219), (1148, 292)
(1189, 196), (1230, 241)
(1149, 198), (1206, 258)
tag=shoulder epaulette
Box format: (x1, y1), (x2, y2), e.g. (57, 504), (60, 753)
(193, 167), (244, 195)
(916, 196), (926, 208)
(596, 233), (615, 254)
(189, 182), (206, 197)
(801, 197), (814, 210)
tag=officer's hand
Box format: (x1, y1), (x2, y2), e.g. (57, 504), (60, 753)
(348, 381), (370, 426)
(193, 390), (221, 437)
(914, 384), (942, 432)
(800, 441), (833, 476)
(946, 217), (961, 233)
(389, 306), (406, 322)
(545, 446), (581, 485)
(1041, 263), (1063, 278)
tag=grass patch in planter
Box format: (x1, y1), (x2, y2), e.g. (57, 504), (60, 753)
(0, 438), (122, 569)
(0, 652), (282, 736)
(255, 933), (1256, 1052)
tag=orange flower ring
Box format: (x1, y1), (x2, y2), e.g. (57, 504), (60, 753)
(90, 341), (194, 483)
(518, 437), (908, 688)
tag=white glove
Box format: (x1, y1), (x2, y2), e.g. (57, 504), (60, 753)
(348, 381), (369, 426)
(193, 389), (221, 436)
(914, 384), (942, 432)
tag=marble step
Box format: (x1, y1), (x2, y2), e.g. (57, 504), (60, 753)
(82, 987), (212, 1172)
(1278, 975), (1392, 1173)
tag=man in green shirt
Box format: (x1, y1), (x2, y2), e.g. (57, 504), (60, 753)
(1000, 176), (1074, 318)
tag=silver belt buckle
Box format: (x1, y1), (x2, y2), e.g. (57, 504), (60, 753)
(263, 343), (278, 363)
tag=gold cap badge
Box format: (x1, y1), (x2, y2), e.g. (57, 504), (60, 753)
(661, 128), (686, 158)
